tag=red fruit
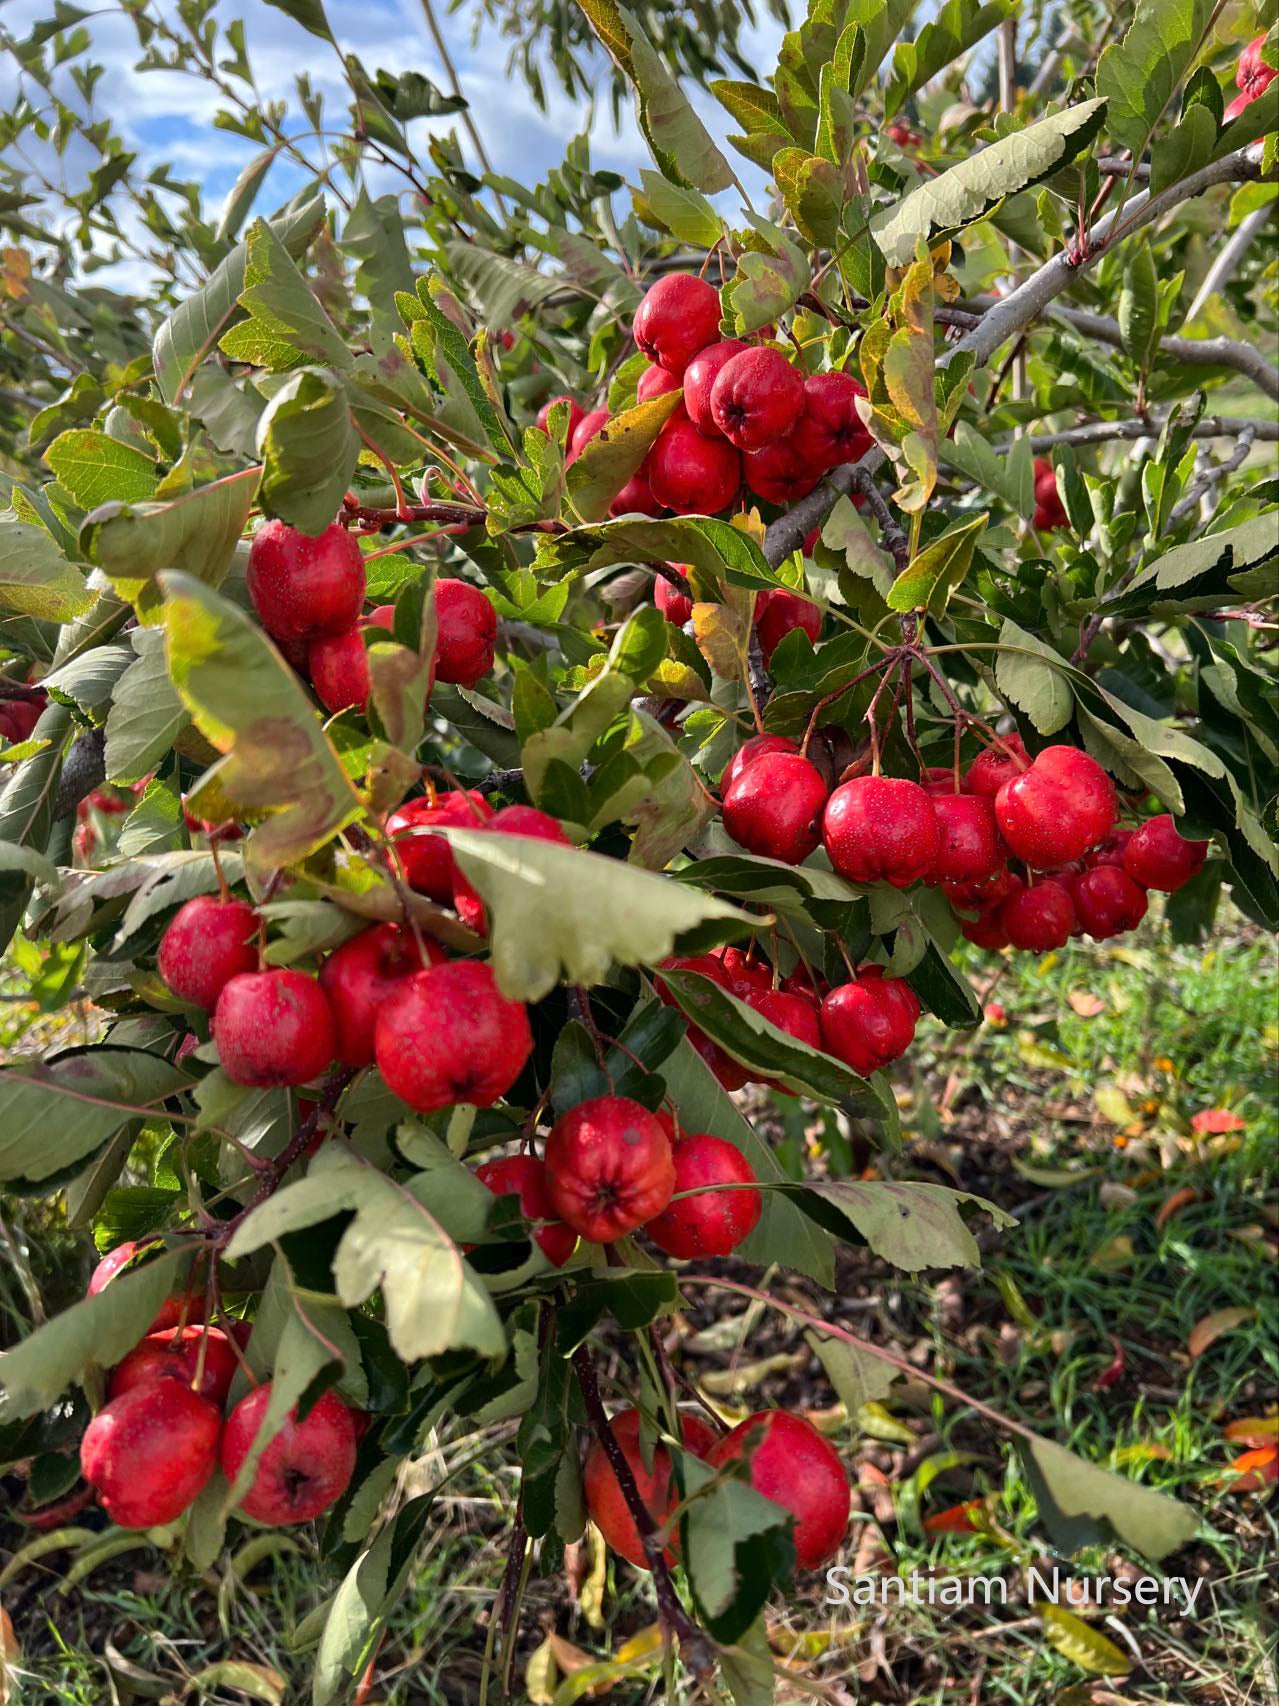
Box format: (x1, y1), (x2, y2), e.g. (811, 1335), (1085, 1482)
(375, 960), (531, 1113)
(645, 1133), (761, 1259)
(632, 274), (722, 377)
(683, 339), (749, 436)
(1236, 33), (1277, 98)
(213, 969), (336, 1088)
(308, 625), (369, 714)
(543, 1095), (675, 1243)
(1084, 830), (1133, 871)
(387, 789), (492, 899)
(996, 746), (1116, 868)
(721, 733), (800, 794)
(781, 962), (828, 1003)
(706, 1411), (850, 1571)
(569, 407), (610, 459)
(790, 371), (871, 471)
(221, 1385), (356, 1525)
(920, 767), (955, 795)
(1033, 456), (1057, 499)
(964, 735), (1029, 798)
(747, 987), (822, 1050)
(755, 588), (821, 663)
(0, 696), (44, 743)
(636, 365), (681, 403)
(710, 347), (804, 451)
(711, 946), (773, 999)
(451, 804), (572, 931)
(984, 1001), (1007, 1025)
(583, 1408), (717, 1568)
(157, 896), (258, 1010)
(886, 120), (922, 147)
(609, 470), (663, 517)
(688, 1027), (750, 1091)
(654, 572), (693, 626)
(87, 1240), (200, 1334)
(1000, 880), (1076, 952)
(247, 520), (366, 646)
(367, 604), (396, 632)
(1123, 814), (1209, 892)
(647, 417), (741, 514)
(656, 952), (734, 997)
(537, 395), (585, 438)
(81, 1382), (221, 1529)
(929, 793), (1004, 886)
(819, 968), (920, 1076)
(108, 1325), (238, 1408)
(962, 906), (1011, 949)
(475, 1155), (577, 1267)
(722, 752), (827, 865)
(742, 438), (822, 505)
(319, 923), (440, 1068)
(943, 863), (1020, 910)
(1034, 493), (1069, 532)
(434, 578), (496, 688)
(823, 776), (940, 888)
(1073, 866), (1149, 939)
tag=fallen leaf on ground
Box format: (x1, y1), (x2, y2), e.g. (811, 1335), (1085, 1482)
(1223, 1416), (1279, 1445)
(1154, 1187), (1199, 1230)
(1188, 1306), (1256, 1358)
(1222, 1445), (1278, 1491)
(923, 1499), (984, 1534)
(1068, 990), (1105, 1017)
(1191, 1108), (1247, 1133)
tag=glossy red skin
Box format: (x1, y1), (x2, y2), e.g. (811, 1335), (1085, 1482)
(962, 905), (1012, 950)
(723, 752), (828, 865)
(1033, 456), (1057, 499)
(375, 960), (531, 1113)
(537, 395), (585, 438)
(81, 1382), (221, 1528)
(709, 347), (804, 451)
(632, 274), (722, 376)
(712, 946), (773, 999)
(706, 1411), (850, 1571)
(929, 793), (1005, 885)
(920, 766), (956, 795)
(319, 923), (440, 1068)
(654, 573), (693, 626)
(308, 625), (370, 713)
(583, 1408), (717, 1568)
(214, 969), (336, 1088)
(655, 957), (751, 1091)
(823, 776), (940, 888)
(543, 1095), (675, 1242)
(683, 339), (749, 435)
(1034, 490), (1069, 531)
(475, 1155), (577, 1267)
(609, 470), (664, 517)
(790, 371), (871, 471)
(636, 365), (681, 403)
(755, 588), (821, 662)
(367, 604), (396, 631)
(689, 1026), (751, 1090)
(781, 963), (828, 1002)
(247, 520), (365, 645)
(451, 804), (572, 931)
(886, 120), (922, 147)
(1073, 866), (1149, 939)
(819, 968), (920, 1076)
(995, 746), (1117, 868)
(88, 1240), (201, 1335)
(1000, 880), (1077, 952)
(647, 418), (741, 514)
(748, 987), (822, 1050)
(387, 789), (492, 898)
(569, 407), (610, 459)
(434, 578), (496, 688)
(0, 697), (44, 743)
(721, 733), (800, 795)
(1084, 829), (1133, 871)
(108, 1325), (238, 1408)
(646, 1133), (762, 1259)
(742, 438), (822, 505)
(1123, 814), (1209, 892)
(221, 1384), (356, 1526)
(942, 863), (1020, 910)
(964, 735), (1028, 797)
(158, 895), (258, 1010)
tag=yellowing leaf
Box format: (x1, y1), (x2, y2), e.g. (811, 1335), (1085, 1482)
(1038, 1604), (1132, 1675)
(1188, 1306), (1255, 1358)
(1094, 1085), (1137, 1125)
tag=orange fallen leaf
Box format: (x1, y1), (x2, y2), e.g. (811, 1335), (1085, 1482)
(0, 1607), (19, 1706)
(1067, 990), (1105, 1017)
(1224, 1445), (1279, 1492)
(1188, 1306), (1256, 1358)
(1223, 1416), (1279, 1446)
(923, 1499), (984, 1535)
(1191, 1108), (1246, 1134)
(1155, 1187), (1199, 1230)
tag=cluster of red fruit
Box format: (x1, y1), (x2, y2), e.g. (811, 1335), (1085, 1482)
(539, 272), (872, 516)
(1227, 33), (1276, 121)
(716, 731), (1208, 959)
(584, 1406), (850, 1574)
(1033, 456), (1068, 532)
(245, 518), (496, 713)
(656, 566), (822, 667)
(80, 1245), (358, 1529)
(0, 689), (45, 746)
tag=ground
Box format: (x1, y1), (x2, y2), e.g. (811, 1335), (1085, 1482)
(1, 908), (1276, 1705)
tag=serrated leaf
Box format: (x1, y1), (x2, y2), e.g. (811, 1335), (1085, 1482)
(810, 1179), (1014, 1270)
(0, 1046), (188, 1186)
(81, 464), (256, 590)
(103, 628), (189, 783)
(636, 169), (724, 246)
(0, 510), (93, 621)
(1097, 0), (1213, 157)
(888, 513), (986, 614)
(44, 430), (157, 510)
(567, 390), (683, 524)
(255, 367), (359, 536)
(995, 617), (1074, 734)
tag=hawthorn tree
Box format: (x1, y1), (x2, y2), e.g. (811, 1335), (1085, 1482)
(1, 0), (1277, 1699)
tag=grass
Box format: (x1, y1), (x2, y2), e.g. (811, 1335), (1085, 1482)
(2, 912), (1276, 1704)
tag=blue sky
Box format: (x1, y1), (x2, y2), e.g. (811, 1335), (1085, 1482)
(1, 0), (789, 280)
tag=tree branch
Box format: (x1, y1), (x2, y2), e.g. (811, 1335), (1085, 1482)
(1026, 301), (1279, 401)
(988, 413), (1279, 452)
(1168, 425), (1258, 525)
(1183, 203), (1275, 327)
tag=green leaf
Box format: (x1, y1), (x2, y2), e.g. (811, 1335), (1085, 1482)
(723, 215), (811, 334)
(636, 169), (724, 247)
(806, 1331), (901, 1413)
(0, 1046), (189, 1186)
(446, 830), (755, 1003)
(709, 80), (789, 138)
(215, 146), (279, 244)
(684, 1455), (795, 1643)
(255, 367), (360, 536)
(887, 513), (987, 614)
(811, 1179), (1014, 1270)
(1118, 242), (1158, 369)
(160, 572), (364, 872)
(871, 101), (1108, 266)
(995, 617), (1074, 735)
(1097, 0), (1213, 157)
(261, 0), (333, 40)
(0, 510), (93, 621)
(414, 275), (513, 459)
(536, 513), (782, 596)
(1104, 513), (1279, 617)
(843, 0), (917, 100)
(236, 215), (353, 373)
(567, 390), (683, 524)
(1018, 1435), (1198, 1560)
(0, 700), (69, 952)
(103, 628), (189, 783)
(942, 424), (1034, 518)
(44, 429), (157, 510)
(81, 465), (257, 591)
(887, 0), (1016, 117)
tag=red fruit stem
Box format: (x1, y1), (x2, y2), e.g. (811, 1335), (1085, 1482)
(569, 1343), (716, 1677)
